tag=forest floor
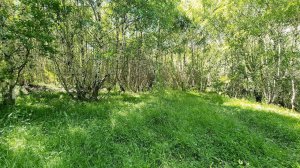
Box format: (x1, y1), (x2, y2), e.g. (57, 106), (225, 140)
(0, 90), (300, 167)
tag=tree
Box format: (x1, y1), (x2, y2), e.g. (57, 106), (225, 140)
(0, 0), (57, 105)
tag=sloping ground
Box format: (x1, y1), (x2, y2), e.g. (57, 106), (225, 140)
(0, 91), (299, 167)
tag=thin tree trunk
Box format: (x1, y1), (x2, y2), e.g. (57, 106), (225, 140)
(3, 85), (15, 105)
(291, 78), (296, 110)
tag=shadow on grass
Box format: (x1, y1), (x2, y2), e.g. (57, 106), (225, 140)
(0, 91), (299, 167)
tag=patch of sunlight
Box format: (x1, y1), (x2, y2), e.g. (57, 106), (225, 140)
(118, 111), (129, 117)
(31, 103), (53, 109)
(6, 126), (28, 152)
(116, 102), (146, 117)
(6, 126), (45, 154)
(8, 137), (26, 152)
(132, 101), (146, 108)
(24, 102), (53, 109)
(27, 140), (45, 154)
(68, 126), (86, 136)
(36, 82), (64, 92)
(110, 96), (153, 129)
(187, 91), (200, 96)
(224, 99), (300, 119)
(45, 154), (63, 168)
(111, 118), (116, 129)
(129, 92), (142, 98)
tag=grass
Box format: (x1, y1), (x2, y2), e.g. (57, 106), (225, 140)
(0, 90), (300, 167)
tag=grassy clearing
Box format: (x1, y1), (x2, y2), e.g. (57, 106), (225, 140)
(0, 90), (300, 167)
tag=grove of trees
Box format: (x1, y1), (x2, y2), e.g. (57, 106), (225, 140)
(1, 0), (299, 110)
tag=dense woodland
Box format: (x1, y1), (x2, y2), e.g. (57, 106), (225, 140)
(1, 0), (300, 167)
(1, 0), (300, 110)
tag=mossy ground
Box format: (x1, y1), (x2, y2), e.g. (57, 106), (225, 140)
(0, 90), (300, 167)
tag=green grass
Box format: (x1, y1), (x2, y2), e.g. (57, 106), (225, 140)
(0, 90), (300, 167)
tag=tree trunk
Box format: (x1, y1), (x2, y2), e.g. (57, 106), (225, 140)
(291, 79), (296, 110)
(3, 85), (15, 105)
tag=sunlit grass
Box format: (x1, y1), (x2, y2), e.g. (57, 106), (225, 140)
(0, 90), (299, 167)
(224, 98), (300, 119)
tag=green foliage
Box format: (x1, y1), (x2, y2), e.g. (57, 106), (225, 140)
(2, 0), (298, 108)
(1, 91), (300, 167)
